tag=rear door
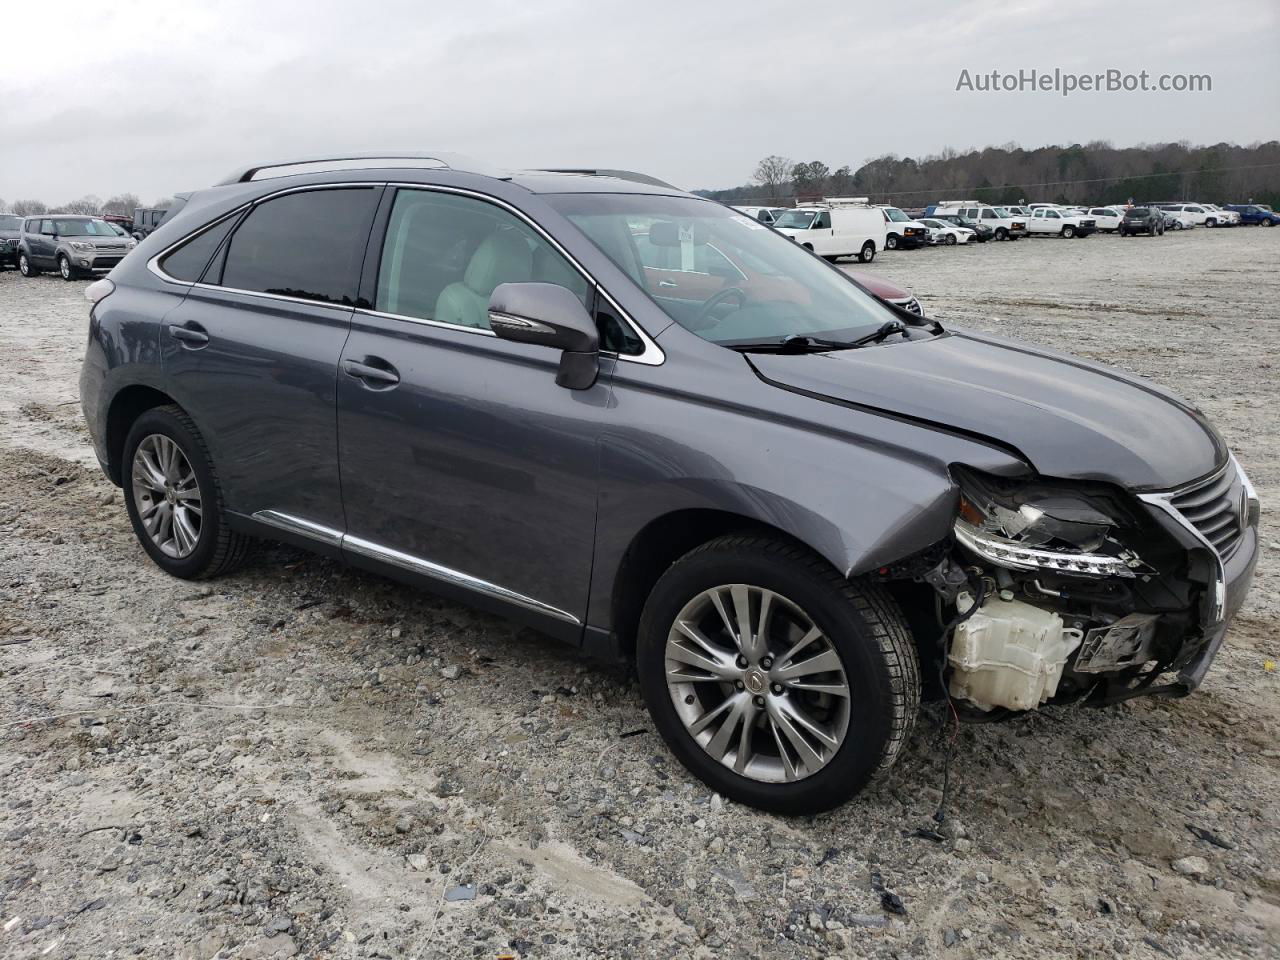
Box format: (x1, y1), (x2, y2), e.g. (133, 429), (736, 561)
(335, 186), (609, 637)
(160, 185), (382, 538)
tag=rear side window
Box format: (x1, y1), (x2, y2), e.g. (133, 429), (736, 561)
(159, 215), (239, 282)
(215, 188), (379, 305)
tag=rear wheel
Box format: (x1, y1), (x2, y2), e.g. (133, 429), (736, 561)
(636, 535), (920, 814)
(18, 253), (38, 277)
(122, 405), (252, 579)
(858, 241), (876, 263)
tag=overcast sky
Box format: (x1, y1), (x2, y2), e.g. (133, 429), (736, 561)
(2, 0), (1277, 204)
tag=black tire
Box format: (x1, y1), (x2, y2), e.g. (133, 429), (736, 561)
(885, 234), (899, 250)
(858, 241), (876, 263)
(994, 227), (1008, 241)
(945, 234), (957, 245)
(636, 535), (920, 815)
(122, 405), (252, 579)
(57, 254), (76, 281)
(1061, 225), (1075, 238)
(18, 253), (38, 277)
(1119, 228), (1127, 237)
(1264, 219), (1276, 228)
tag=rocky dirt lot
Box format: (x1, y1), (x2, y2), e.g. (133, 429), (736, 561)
(1, 227), (1277, 960)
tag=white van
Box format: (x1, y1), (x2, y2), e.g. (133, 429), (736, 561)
(731, 205), (788, 225)
(772, 198), (887, 263)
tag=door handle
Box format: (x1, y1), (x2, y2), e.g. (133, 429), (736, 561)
(167, 323), (209, 347)
(657, 280), (677, 288)
(342, 358), (400, 387)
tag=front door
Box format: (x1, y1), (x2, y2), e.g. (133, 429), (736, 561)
(161, 185), (382, 535)
(336, 186), (608, 636)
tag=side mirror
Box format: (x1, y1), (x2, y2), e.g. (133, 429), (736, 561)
(488, 282), (600, 390)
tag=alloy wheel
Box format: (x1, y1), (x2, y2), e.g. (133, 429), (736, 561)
(664, 584), (850, 783)
(131, 434), (203, 558)
(59, 256), (71, 280)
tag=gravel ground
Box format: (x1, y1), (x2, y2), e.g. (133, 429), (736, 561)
(1, 226), (1277, 960)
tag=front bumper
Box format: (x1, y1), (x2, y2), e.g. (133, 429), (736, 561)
(0, 242), (18, 265)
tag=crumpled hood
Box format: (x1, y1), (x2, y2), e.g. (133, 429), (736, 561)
(749, 329), (1225, 491)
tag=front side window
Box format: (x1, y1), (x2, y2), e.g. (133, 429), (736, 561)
(882, 207), (910, 223)
(812, 211), (831, 229)
(375, 189), (590, 331)
(216, 188), (379, 304)
(545, 193), (900, 347)
(41, 220), (56, 235)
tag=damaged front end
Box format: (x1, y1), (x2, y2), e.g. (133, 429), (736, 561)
(911, 459), (1260, 715)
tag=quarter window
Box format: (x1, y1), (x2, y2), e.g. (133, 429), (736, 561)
(159, 215), (239, 283)
(215, 188), (379, 305)
(375, 189), (590, 331)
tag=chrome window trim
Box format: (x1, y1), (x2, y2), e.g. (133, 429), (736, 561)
(252, 511), (580, 625)
(147, 180), (664, 366)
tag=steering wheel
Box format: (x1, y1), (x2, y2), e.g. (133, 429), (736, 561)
(690, 286), (749, 331)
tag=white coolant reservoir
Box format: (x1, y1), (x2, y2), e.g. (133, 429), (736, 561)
(948, 593), (1083, 712)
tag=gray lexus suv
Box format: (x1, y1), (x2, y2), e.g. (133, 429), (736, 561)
(79, 154), (1260, 813)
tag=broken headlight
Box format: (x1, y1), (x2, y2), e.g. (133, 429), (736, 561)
(952, 468), (1147, 578)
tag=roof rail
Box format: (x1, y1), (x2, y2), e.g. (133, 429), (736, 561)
(535, 168), (680, 190)
(214, 152), (498, 186)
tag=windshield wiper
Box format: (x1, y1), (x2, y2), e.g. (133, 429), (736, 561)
(728, 334), (851, 354)
(847, 320), (909, 347)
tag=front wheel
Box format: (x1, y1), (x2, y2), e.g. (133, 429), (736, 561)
(1061, 225), (1076, 238)
(858, 241), (876, 263)
(58, 254), (76, 281)
(945, 234), (957, 245)
(122, 405), (252, 579)
(885, 234), (899, 250)
(994, 227), (1008, 241)
(636, 536), (920, 814)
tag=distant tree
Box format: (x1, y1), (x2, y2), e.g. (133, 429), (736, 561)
(62, 195), (103, 215)
(103, 193), (142, 216)
(751, 155), (793, 200)
(828, 165), (855, 195)
(791, 161), (830, 197)
(152, 196), (176, 210)
(12, 200), (48, 216)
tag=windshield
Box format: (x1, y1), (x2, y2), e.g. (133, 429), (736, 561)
(0, 215), (21, 231)
(772, 210), (816, 229)
(545, 193), (901, 346)
(53, 219), (118, 237)
(882, 207), (910, 222)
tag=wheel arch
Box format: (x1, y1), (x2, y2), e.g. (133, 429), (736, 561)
(105, 385), (181, 484)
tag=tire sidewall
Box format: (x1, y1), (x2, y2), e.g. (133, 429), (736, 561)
(58, 255), (74, 280)
(636, 545), (904, 814)
(122, 408), (227, 579)
(859, 241), (875, 263)
(19, 253), (31, 276)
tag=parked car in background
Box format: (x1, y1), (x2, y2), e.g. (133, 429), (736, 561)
(102, 213), (135, 233)
(732, 205), (787, 225)
(17, 215), (137, 279)
(774, 199), (887, 262)
(1026, 207), (1097, 237)
(1118, 206), (1165, 236)
(928, 202), (1025, 240)
(130, 207), (171, 241)
(875, 205), (929, 249)
(917, 217), (972, 245)
(1086, 207), (1124, 232)
(78, 154), (1260, 814)
(1200, 203), (1239, 226)
(1224, 203), (1280, 226)
(0, 214), (21, 269)
(1004, 204), (1033, 219)
(1154, 205), (1196, 230)
(854, 272), (926, 316)
(931, 213), (993, 242)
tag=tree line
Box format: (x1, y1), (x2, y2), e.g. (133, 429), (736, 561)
(696, 140), (1280, 209)
(0, 193), (175, 218)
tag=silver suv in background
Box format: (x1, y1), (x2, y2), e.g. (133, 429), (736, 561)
(17, 216), (137, 279)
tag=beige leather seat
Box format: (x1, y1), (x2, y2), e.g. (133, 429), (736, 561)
(434, 230), (533, 329)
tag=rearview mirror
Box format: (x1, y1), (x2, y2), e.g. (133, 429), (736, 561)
(488, 282), (600, 390)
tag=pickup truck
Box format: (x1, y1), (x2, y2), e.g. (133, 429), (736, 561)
(927, 201), (1026, 240)
(1026, 207), (1097, 238)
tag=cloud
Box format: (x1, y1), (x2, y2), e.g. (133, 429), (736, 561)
(1, 0), (1276, 202)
